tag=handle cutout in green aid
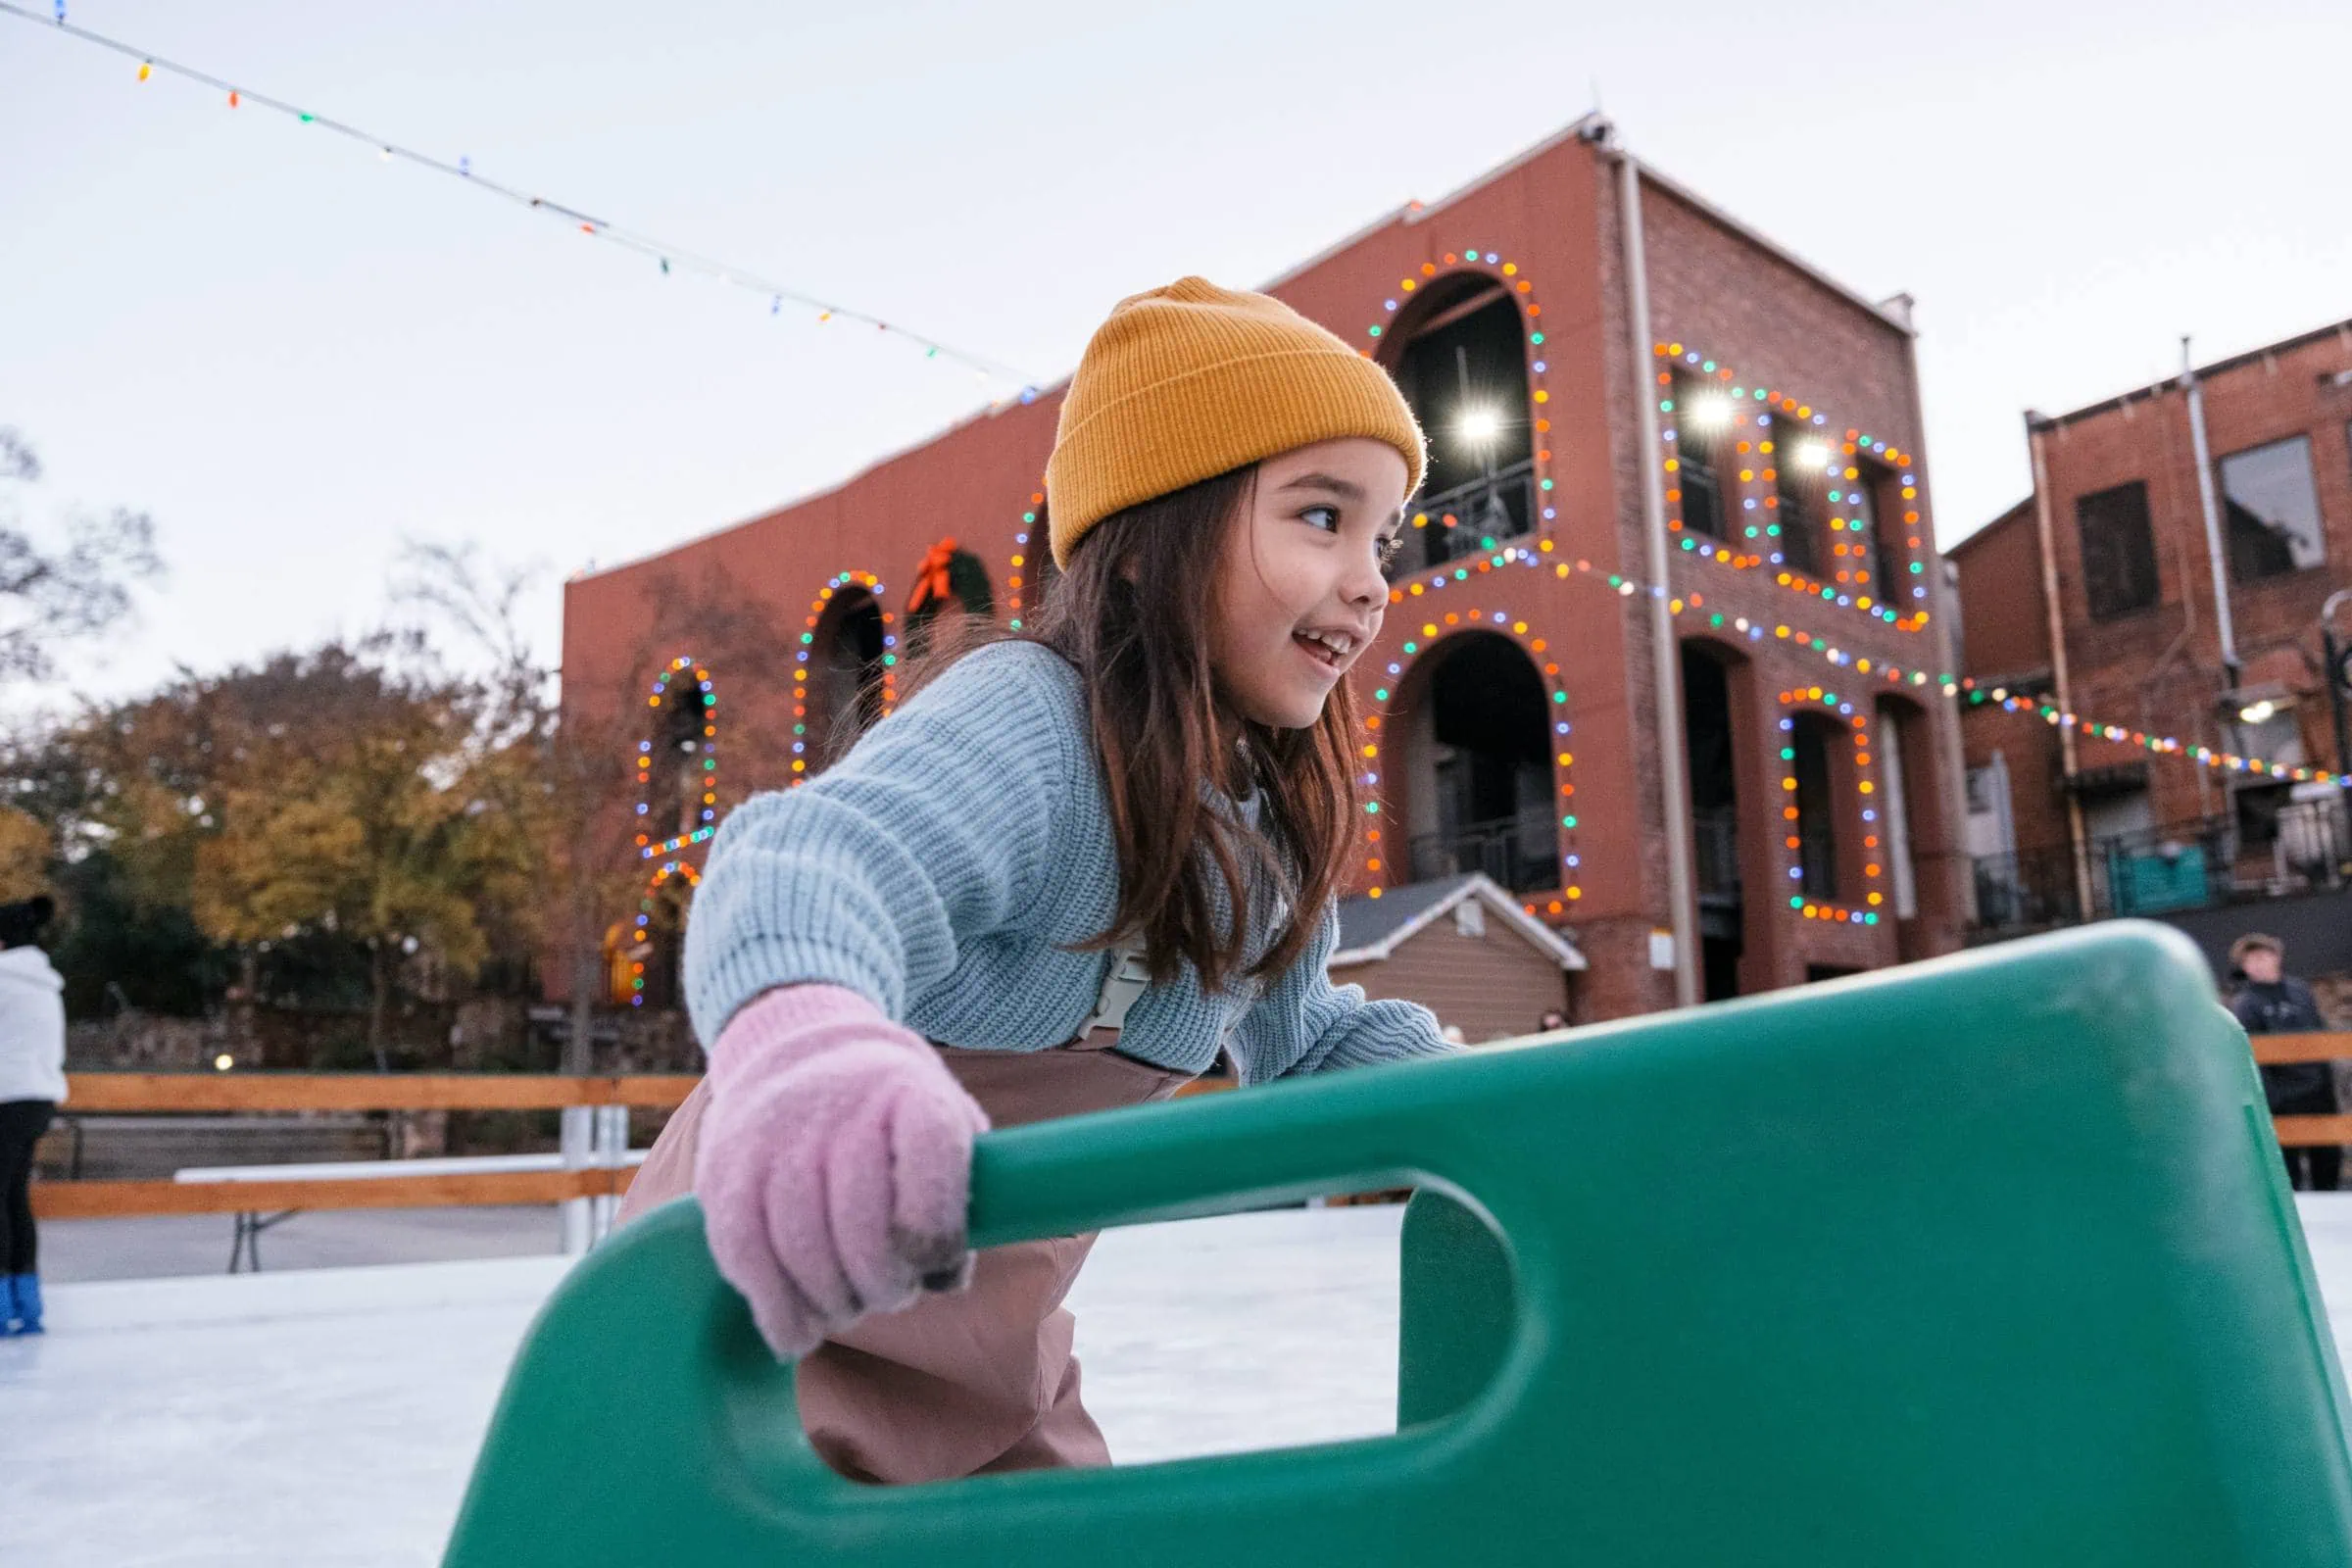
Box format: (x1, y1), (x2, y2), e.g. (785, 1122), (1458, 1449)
(447, 924), (2352, 1567)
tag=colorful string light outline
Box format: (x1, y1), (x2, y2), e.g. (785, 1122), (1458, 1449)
(789, 572), (898, 786)
(1394, 540), (2348, 790)
(1363, 251), (1562, 551)
(1357, 607), (1583, 917)
(1652, 342), (1930, 633)
(1776, 689), (1886, 926)
(1005, 488), (1048, 630)
(626, 859), (702, 1007)
(634, 657), (718, 860)
(1748, 615), (2347, 789)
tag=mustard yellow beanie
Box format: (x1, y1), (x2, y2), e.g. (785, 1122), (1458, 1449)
(1044, 277), (1427, 566)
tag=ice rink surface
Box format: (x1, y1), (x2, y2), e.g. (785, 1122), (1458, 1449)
(0, 1205), (1404, 1567)
(9, 1198), (2352, 1567)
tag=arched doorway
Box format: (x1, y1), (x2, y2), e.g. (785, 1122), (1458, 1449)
(1682, 641), (1748, 1000)
(1382, 272), (1536, 571)
(1393, 631), (1558, 894)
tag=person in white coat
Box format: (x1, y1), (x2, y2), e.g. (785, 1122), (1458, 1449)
(0, 896), (66, 1336)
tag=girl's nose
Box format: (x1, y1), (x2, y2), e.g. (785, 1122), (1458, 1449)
(1339, 549), (1387, 608)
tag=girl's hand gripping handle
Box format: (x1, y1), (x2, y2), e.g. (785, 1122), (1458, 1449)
(693, 984), (991, 1360)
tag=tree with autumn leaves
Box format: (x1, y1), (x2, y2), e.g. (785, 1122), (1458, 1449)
(7, 639), (530, 1062)
(187, 643), (534, 1066)
(3, 539), (802, 1060)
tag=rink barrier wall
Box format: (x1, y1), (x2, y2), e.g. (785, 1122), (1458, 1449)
(29, 1074), (698, 1220)
(27, 1032), (2352, 1218)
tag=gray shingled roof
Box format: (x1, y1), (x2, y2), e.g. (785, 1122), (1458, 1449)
(1331, 872), (1586, 970)
(1334, 873), (1480, 956)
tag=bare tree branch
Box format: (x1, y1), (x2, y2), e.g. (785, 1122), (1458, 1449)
(0, 429), (166, 684)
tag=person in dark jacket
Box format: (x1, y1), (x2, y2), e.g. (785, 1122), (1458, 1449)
(2229, 933), (2338, 1192)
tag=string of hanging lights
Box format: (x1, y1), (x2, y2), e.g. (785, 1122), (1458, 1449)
(1, 1), (1043, 394)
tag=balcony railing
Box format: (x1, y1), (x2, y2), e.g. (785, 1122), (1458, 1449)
(1971, 801), (2351, 938)
(1408, 461), (1537, 570)
(1409, 807), (1560, 894)
(1692, 808), (1740, 899)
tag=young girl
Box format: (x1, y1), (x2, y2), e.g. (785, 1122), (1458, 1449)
(620, 276), (1454, 1483)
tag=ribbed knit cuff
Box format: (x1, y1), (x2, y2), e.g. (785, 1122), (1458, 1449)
(705, 983), (888, 1086)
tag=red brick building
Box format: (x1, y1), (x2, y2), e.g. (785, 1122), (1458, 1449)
(1951, 318), (2352, 935)
(563, 116), (1970, 1022)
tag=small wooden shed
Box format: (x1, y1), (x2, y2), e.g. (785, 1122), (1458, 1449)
(1330, 873), (1587, 1043)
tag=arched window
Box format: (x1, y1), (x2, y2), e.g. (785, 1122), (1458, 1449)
(633, 659), (717, 859)
(1386, 274), (1536, 571)
(660, 673), (707, 840)
(815, 589), (886, 757)
(905, 537), (995, 656)
(1788, 710), (1843, 902)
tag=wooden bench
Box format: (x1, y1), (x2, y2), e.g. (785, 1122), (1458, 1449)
(175, 1149), (653, 1271)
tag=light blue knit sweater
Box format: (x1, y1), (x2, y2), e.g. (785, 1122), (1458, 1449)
(683, 640), (1448, 1082)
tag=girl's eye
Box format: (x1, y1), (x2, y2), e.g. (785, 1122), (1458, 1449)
(1298, 505), (1342, 533)
(1377, 534), (1403, 566)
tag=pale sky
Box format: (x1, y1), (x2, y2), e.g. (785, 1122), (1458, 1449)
(5, 0), (2348, 713)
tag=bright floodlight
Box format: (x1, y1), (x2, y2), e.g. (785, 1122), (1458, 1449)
(1687, 395), (1733, 429)
(1794, 439), (1831, 470)
(2237, 699), (2277, 726)
(1457, 405), (1504, 447)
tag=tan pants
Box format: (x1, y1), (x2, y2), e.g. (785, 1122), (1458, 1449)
(616, 1037), (1190, 1484)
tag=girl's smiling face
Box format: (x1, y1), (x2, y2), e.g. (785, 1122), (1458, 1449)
(1207, 438), (1409, 731)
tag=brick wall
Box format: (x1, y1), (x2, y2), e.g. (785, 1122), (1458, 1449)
(557, 125), (1972, 1024)
(1598, 153), (1969, 991)
(1955, 319), (2352, 877)
(2031, 323), (2352, 827)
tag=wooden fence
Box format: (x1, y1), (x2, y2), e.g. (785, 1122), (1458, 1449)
(31, 1073), (697, 1220)
(29, 1032), (2352, 1218)
(2255, 1032), (2352, 1149)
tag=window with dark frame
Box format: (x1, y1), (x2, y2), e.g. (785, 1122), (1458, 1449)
(2075, 481), (2160, 620)
(2220, 434), (2327, 582)
(1772, 424), (1823, 571)
(1845, 463), (1906, 598)
(1790, 711), (1840, 901)
(1671, 369), (1727, 538)
(662, 678), (708, 840)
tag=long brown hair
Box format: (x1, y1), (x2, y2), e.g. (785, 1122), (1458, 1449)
(895, 466), (1362, 993)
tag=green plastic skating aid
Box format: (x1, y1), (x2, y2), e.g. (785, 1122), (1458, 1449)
(445, 921), (2352, 1565)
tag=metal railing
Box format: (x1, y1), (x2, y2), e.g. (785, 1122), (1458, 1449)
(1972, 801), (2352, 937)
(1409, 806), (1560, 894)
(1408, 462), (1537, 569)
(1692, 808), (1740, 898)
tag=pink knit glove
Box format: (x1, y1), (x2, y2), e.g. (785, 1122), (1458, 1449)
(693, 983), (990, 1360)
